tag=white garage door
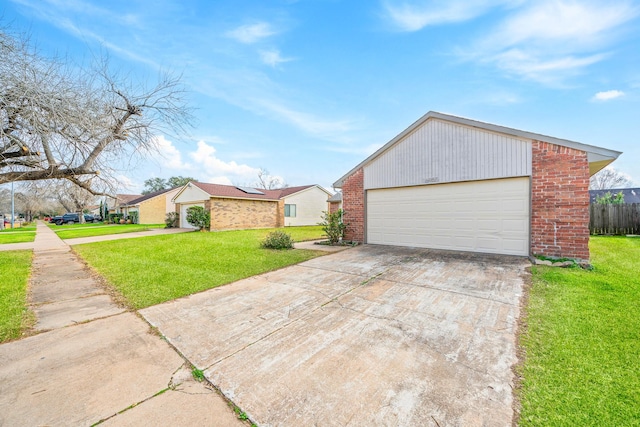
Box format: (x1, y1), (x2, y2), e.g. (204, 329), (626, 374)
(180, 203), (204, 229)
(367, 177), (530, 256)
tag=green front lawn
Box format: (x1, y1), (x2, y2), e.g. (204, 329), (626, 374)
(73, 226), (325, 309)
(519, 236), (640, 425)
(0, 251), (33, 342)
(56, 224), (164, 239)
(0, 233), (36, 244)
(283, 225), (325, 241)
(0, 223), (36, 232)
(0, 223), (36, 244)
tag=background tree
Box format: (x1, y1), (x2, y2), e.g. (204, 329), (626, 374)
(142, 177), (167, 195)
(255, 168), (287, 190)
(590, 167), (632, 190)
(167, 176), (195, 188)
(0, 26), (192, 195)
(142, 175), (195, 194)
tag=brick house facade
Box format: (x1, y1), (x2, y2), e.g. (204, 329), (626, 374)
(174, 182), (322, 231)
(531, 141), (591, 260)
(335, 112), (620, 261)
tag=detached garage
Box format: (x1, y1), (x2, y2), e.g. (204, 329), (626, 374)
(333, 112), (621, 260)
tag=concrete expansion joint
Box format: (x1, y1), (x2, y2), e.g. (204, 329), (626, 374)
(297, 263), (372, 278)
(375, 275), (519, 307)
(31, 291), (106, 307)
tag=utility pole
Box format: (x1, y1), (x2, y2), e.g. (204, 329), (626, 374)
(11, 181), (15, 229)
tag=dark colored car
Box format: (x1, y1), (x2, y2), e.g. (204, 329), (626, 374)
(54, 213), (98, 225)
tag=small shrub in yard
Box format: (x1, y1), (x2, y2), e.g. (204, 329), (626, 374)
(186, 206), (210, 231)
(165, 212), (179, 228)
(261, 230), (294, 249)
(319, 209), (347, 244)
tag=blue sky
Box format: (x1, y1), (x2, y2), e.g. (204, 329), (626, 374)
(2, 0), (640, 192)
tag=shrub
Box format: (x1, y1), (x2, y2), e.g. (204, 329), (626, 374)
(165, 212), (179, 228)
(108, 213), (123, 224)
(186, 206), (210, 231)
(261, 230), (294, 250)
(129, 211), (139, 224)
(319, 209), (346, 244)
(596, 191), (624, 205)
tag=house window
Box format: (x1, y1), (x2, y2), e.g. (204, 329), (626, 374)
(285, 204), (296, 217)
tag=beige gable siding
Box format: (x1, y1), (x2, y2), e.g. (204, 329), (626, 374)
(211, 198), (282, 230)
(173, 184), (209, 204)
(164, 187), (181, 214)
(284, 187), (330, 226)
(364, 118), (532, 189)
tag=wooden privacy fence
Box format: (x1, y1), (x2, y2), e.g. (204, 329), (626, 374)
(590, 203), (640, 235)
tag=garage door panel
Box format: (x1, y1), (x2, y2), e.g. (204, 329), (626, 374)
(367, 178), (529, 256)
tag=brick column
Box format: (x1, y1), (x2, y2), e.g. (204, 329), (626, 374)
(342, 168), (365, 242)
(531, 140), (590, 260)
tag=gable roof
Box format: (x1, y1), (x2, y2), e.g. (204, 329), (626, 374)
(279, 184), (332, 198)
(124, 187), (181, 206)
(590, 188), (640, 204)
(115, 194), (142, 206)
(174, 182), (331, 202)
(191, 182), (281, 200)
(334, 111), (622, 188)
(328, 192), (342, 202)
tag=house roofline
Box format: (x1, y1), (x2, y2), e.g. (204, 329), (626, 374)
(333, 111), (622, 188)
(281, 184), (332, 199)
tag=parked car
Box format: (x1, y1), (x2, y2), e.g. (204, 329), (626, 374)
(54, 213), (99, 225)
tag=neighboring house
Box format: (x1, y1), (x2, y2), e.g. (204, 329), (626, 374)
(281, 185), (332, 226)
(328, 192), (342, 214)
(172, 182), (331, 230)
(590, 188), (640, 204)
(120, 187), (182, 224)
(105, 194), (142, 215)
(334, 111), (621, 261)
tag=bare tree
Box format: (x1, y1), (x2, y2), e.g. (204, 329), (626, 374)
(0, 27), (192, 195)
(255, 168), (287, 190)
(590, 167), (632, 190)
(52, 181), (97, 220)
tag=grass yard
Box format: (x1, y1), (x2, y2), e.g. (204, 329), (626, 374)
(0, 251), (33, 342)
(56, 224), (164, 240)
(0, 223), (37, 244)
(283, 225), (325, 241)
(73, 226), (325, 309)
(518, 236), (640, 425)
(0, 232), (36, 244)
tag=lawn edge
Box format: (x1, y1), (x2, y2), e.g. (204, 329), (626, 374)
(512, 263), (534, 427)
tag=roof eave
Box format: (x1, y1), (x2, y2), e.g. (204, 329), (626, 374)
(333, 111), (622, 188)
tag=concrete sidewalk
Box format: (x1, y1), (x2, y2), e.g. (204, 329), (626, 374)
(0, 221), (242, 426)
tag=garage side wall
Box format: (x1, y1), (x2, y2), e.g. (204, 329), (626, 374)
(211, 198), (280, 230)
(531, 140), (590, 260)
(342, 168), (365, 242)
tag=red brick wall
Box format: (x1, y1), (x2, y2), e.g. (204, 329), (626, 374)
(342, 168), (365, 242)
(531, 140), (590, 260)
(329, 201), (341, 214)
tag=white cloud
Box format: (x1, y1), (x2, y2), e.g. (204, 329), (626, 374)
(151, 135), (189, 169)
(259, 49), (294, 67)
(226, 22), (277, 44)
(381, 0), (515, 31)
(189, 140), (261, 183)
(487, 1), (637, 50)
(592, 90), (625, 101)
(467, 1), (639, 84)
(250, 98), (356, 140)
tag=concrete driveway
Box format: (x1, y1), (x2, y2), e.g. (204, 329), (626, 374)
(141, 245), (529, 426)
